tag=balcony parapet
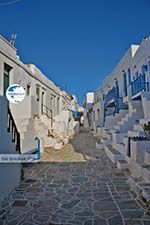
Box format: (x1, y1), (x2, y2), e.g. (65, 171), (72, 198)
(131, 73), (149, 97)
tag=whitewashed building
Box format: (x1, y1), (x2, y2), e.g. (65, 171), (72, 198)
(83, 92), (94, 128)
(0, 35), (79, 203)
(92, 37), (150, 191)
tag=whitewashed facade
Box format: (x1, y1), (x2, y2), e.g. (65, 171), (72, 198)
(92, 37), (150, 187)
(83, 92), (94, 128)
(0, 35), (78, 203)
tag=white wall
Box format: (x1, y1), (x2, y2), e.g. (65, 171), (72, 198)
(0, 35), (75, 153)
(93, 37), (150, 131)
(0, 96), (21, 204)
(86, 92), (94, 103)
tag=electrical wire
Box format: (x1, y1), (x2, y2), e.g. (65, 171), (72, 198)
(0, 0), (22, 6)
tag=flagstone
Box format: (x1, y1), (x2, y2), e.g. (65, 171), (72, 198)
(108, 215), (124, 225)
(32, 214), (50, 223)
(61, 199), (80, 209)
(93, 200), (118, 212)
(0, 129), (150, 225)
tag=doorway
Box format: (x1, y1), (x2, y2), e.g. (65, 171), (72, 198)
(3, 63), (11, 96)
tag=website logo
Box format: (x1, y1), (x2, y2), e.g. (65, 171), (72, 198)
(6, 84), (25, 104)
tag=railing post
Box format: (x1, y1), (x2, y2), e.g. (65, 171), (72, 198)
(7, 112), (10, 132)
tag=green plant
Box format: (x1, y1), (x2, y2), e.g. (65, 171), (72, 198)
(143, 121), (150, 131)
(130, 136), (148, 141)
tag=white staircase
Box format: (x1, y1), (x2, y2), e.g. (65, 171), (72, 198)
(34, 113), (68, 150)
(101, 100), (145, 170)
(16, 118), (36, 154)
(105, 109), (129, 129)
(114, 107), (143, 132)
(0, 97), (21, 204)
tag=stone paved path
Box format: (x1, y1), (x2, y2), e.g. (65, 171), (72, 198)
(0, 129), (150, 225)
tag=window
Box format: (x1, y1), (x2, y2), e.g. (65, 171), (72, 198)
(51, 94), (56, 106)
(50, 96), (53, 106)
(57, 97), (59, 114)
(4, 63), (12, 96)
(36, 86), (40, 101)
(142, 64), (148, 74)
(128, 68), (131, 85)
(97, 109), (100, 119)
(123, 72), (127, 97)
(135, 71), (138, 78)
(41, 91), (45, 105)
(54, 96), (56, 107)
(27, 84), (30, 96)
(93, 111), (95, 122)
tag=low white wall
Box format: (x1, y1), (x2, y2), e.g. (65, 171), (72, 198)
(0, 164), (20, 204)
(0, 96), (21, 204)
(131, 140), (150, 164)
(141, 92), (150, 119)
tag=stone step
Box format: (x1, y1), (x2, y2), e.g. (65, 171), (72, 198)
(115, 142), (126, 155)
(101, 137), (112, 145)
(16, 118), (29, 126)
(110, 129), (117, 134)
(104, 145), (125, 163)
(123, 137), (128, 145)
(104, 132), (112, 140)
(20, 131), (25, 140)
(117, 160), (128, 170)
(119, 117), (128, 123)
(141, 164), (150, 183)
(18, 124), (27, 132)
(133, 124), (143, 132)
(128, 177), (150, 204)
(114, 125), (120, 130)
(144, 150), (150, 165)
(127, 130), (145, 137)
(96, 142), (104, 150)
(139, 118), (149, 125)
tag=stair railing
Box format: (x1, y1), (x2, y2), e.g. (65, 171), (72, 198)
(41, 104), (53, 126)
(7, 107), (21, 153)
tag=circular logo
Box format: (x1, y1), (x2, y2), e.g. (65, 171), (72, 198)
(6, 84), (25, 104)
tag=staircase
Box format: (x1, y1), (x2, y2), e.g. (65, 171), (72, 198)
(101, 100), (144, 170)
(15, 118), (36, 154)
(105, 109), (129, 129)
(34, 116), (62, 149)
(0, 97), (21, 204)
(34, 113), (67, 150)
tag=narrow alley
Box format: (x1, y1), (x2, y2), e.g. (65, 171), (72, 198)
(0, 129), (150, 225)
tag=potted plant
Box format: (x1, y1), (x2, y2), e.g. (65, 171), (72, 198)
(130, 136), (150, 164)
(143, 121), (150, 139)
(130, 136), (148, 141)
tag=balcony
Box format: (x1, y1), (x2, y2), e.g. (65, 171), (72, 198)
(131, 73), (149, 97)
(105, 86), (119, 106)
(104, 86), (119, 118)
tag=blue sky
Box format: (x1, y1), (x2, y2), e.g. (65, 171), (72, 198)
(0, 0), (150, 104)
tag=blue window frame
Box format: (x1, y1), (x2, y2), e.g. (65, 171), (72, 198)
(128, 68), (131, 85)
(123, 72), (127, 97)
